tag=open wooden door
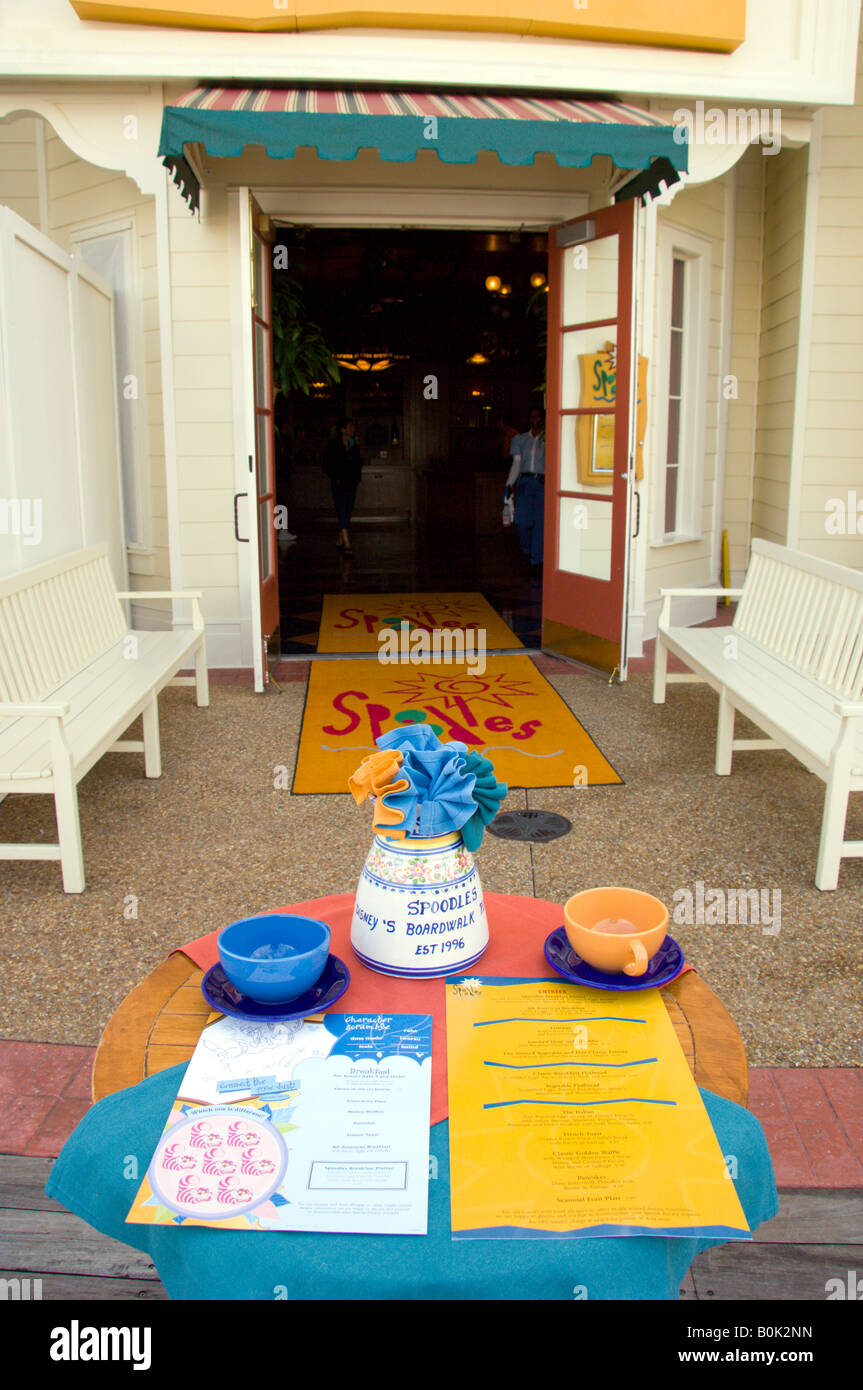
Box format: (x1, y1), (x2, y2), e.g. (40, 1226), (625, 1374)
(251, 195), (279, 669)
(239, 190), (279, 689)
(542, 200), (637, 678)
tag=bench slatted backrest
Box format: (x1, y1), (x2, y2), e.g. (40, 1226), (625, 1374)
(0, 546), (126, 703)
(734, 539), (863, 700)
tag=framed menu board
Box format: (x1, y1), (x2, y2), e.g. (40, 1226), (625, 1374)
(576, 346), (647, 484)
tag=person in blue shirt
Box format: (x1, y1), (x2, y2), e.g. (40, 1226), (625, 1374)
(505, 408), (545, 567)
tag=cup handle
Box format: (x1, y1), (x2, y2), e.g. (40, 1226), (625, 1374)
(623, 940), (649, 977)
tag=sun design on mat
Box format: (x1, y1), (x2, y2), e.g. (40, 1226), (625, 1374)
(385, 673), (535, 702)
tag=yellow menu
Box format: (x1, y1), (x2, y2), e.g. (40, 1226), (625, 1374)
(445, 977), (750, 1240)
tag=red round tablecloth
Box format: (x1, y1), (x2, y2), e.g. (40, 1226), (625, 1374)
(179, 891), (569, 1126)
(179, 891), (692, 1126)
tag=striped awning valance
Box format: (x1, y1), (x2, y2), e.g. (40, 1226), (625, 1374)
(160, 86), (687, 211)
(170, 86), (676, 125)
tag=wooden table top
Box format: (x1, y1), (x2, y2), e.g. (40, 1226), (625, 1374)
(93, 943), (749, 1109)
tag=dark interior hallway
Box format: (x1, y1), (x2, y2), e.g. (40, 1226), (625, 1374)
(277, 520), (542, 654)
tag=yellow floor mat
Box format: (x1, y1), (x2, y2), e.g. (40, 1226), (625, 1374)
(316, 592), (523, 653)
(293, 654), (622, 793)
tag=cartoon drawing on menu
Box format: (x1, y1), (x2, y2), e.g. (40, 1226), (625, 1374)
(182, 1017), (338, 1103)
(147, 1109), (288, 1222)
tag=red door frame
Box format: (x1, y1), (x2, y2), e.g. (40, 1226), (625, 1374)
(250, 197), (280, 653)
(542, 200), (635, 675)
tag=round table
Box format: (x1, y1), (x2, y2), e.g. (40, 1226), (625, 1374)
(93, 893), (749, 1108)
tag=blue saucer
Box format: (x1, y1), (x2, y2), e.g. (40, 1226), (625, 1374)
(202, 953), (350, 1021)
(544, 928), (685, 992)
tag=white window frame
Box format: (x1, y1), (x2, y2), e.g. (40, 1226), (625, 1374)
(651, 223), (711, 546)
(69, 212), (152, 556)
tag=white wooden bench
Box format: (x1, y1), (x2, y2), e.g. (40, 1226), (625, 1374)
(0, 544), (209, 893)
(653, 539), (863, 890)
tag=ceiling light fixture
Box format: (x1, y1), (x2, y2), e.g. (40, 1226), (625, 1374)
(336, 352), (406, 372)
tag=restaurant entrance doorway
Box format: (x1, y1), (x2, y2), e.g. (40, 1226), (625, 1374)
(271, 226), (550, 657)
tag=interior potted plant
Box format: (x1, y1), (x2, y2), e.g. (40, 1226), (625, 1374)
(271, 271), (342, 398)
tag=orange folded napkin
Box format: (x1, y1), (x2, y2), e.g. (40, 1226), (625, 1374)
(348, 749), (410, 836)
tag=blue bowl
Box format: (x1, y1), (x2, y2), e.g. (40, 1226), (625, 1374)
(217, 914), (331, 1004)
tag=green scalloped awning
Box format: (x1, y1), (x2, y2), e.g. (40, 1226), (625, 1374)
(160, 87), (688, 212)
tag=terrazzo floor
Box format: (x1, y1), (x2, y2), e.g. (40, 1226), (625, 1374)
(0, 661), (860, 1067)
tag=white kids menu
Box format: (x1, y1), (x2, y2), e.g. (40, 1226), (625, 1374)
(126, 1012), (432, 1236)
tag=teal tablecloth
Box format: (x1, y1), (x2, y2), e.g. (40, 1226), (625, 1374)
(46, 1065), (777, 1300)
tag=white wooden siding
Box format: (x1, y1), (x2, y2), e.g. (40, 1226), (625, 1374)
(723, 146), (764, 583)
(751, 143), (807, 549)
(0, 116), (40, 227)
(166, 181), (240, 633)
(799, 27), (863, 570)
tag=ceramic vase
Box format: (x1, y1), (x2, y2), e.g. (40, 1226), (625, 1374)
(350, 829), (489, 978)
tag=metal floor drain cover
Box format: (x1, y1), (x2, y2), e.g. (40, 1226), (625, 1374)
(488, 810), (572, 843)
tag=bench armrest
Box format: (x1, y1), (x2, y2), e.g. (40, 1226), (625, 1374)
(0, 701), (70, 719)
(658, 588), (745, 598)
(116, 590), (203, 600)
(657, 588), (744, 629)
(835, 701), (863, 718)
(116, 590), (205, 631)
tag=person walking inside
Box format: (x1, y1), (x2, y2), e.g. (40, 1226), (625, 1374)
(323, 417), (362, 554)
(505, 408), (545, 567)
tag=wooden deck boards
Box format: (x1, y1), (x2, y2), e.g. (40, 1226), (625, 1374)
(2, 1157), (861, 1301)
(0, 1156), (166, 1300)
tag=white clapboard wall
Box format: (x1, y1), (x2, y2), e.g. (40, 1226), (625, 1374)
(0, 204), (126, 589)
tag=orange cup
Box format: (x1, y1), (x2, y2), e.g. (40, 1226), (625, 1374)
(563, 887), (668, 977)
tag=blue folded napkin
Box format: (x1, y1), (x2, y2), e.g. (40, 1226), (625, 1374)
(458, 751), (507, 851)
(377, 725), (448, 755)
(411, 746), (475, 836)
(375, 729), (478, 838)
(46, 1065), (777, 1302)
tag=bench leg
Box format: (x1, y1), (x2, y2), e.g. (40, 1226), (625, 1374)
(143, 693), (162, 778)
(816, 767), (851, 891)
(54, 768), (85, 894)
(652, 632), (668, 704)
(715, 690), (735, 775)
(194, 639), (210, 708)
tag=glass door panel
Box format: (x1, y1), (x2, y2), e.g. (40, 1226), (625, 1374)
(558, 497), (613, 581)
(254, 320), (270, 409)
(542, 202), (636, 677)
(259, 499), (272, 583)
(562, 234), (619, 324)
(254, 234), (270, 320)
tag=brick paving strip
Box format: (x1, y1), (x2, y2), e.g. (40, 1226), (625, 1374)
(0, 1041), (95, 1158)
(1, 1040), (860, 1188)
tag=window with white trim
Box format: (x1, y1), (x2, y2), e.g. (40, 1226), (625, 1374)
(70, 217), (149, 551)
(653, 225), (710, 545)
